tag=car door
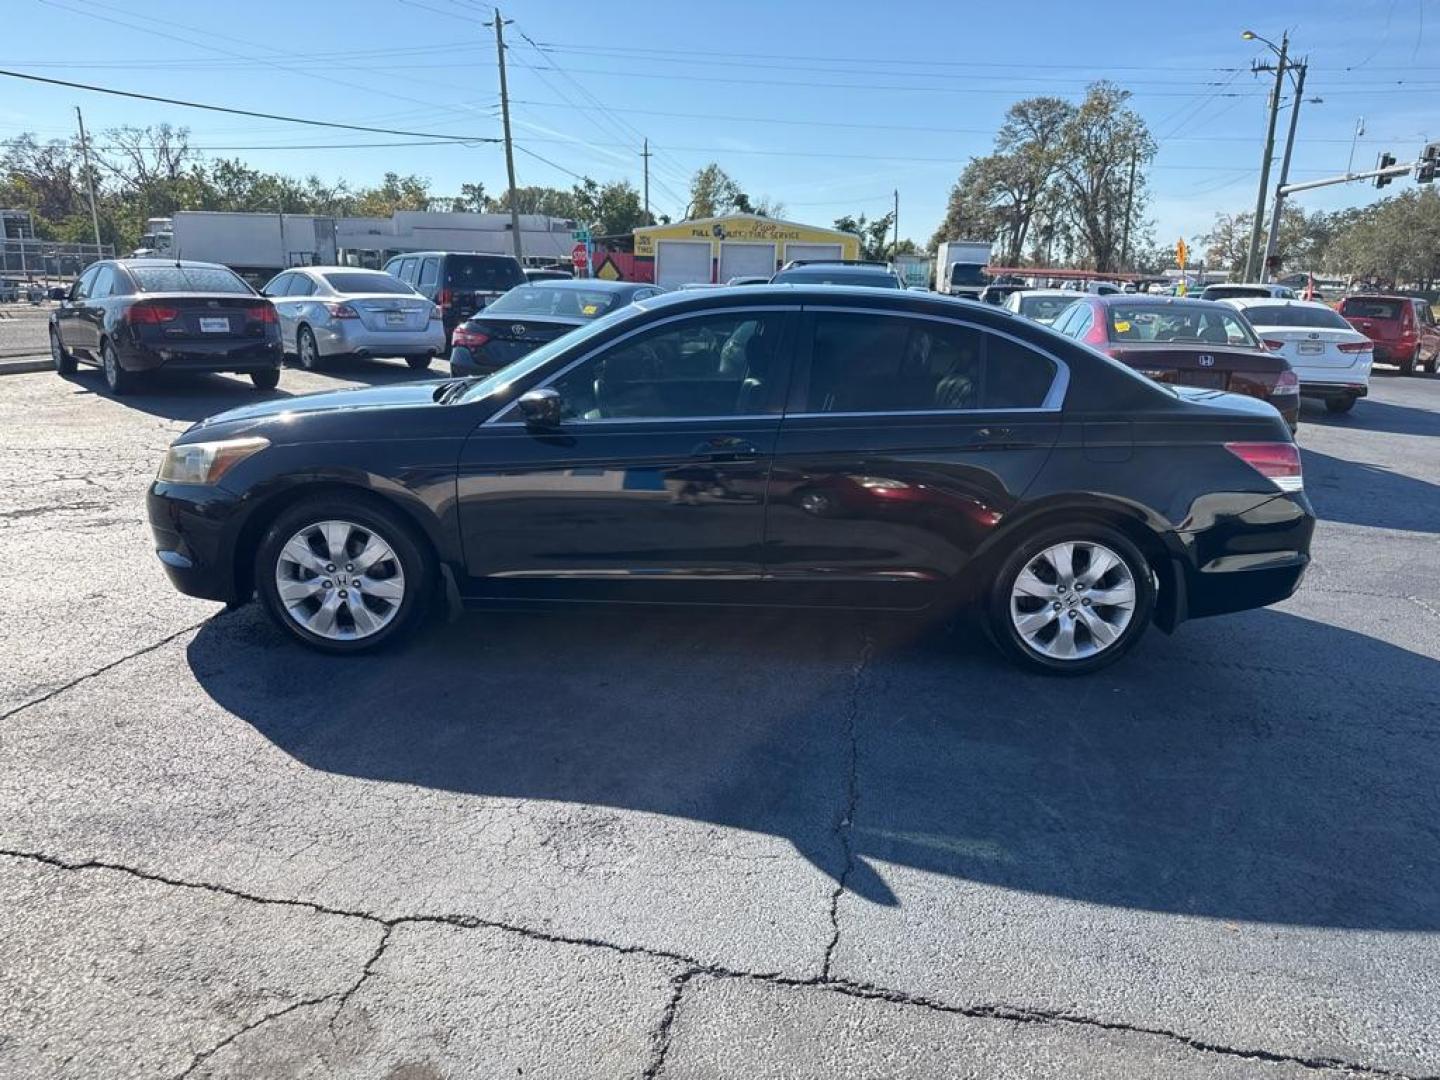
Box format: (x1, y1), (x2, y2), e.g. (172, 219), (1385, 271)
(55, 265), (99, 357)
(1414, 300), (1440, 361)
(763, 306), (1065, 610)
(455, 306), (796, 605)
(262, 272), (296, 343)
(79, 264), (116, 357)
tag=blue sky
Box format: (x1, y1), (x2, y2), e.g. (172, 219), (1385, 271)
(3, 0), (1436, 252)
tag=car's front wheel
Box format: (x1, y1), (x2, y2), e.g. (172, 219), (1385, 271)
(49, 326), (76, 375)
(255, 496), (431, 653)
(986, 523), (1155, 675)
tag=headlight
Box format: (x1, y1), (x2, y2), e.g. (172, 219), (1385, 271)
(157, 436), (269, 485)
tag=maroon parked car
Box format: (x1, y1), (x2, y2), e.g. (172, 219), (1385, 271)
(1050, 295), (1299, 430)
(1337, 294), (1440, 374)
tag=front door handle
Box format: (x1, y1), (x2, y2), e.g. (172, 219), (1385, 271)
(969, 426), (1014, 445)
(691, 436), (759, 462)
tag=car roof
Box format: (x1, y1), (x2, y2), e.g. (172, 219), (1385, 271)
(1091, 295), (1223, 310)
(119, 258), (231, 270)
(1341, 293), (1412, 302)
(633, 283), (1029, 323)
(384, 251), (516, 260)
(774, 262), (895, 275)
(1217, 296), (1333, 310)
(1012, 289), (1076, 298)
(300, 266), (389, 274)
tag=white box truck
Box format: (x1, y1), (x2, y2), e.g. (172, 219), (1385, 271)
(143, 212), (338, 282)
(935, 240), (993, 299)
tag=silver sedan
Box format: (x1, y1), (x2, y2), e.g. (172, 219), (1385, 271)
(261, 267), (446, 371)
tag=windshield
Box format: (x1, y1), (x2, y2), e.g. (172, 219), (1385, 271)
(1242, 304), (1350, 329)
(458, 304), (639, 403)
(129, 265), (252, 294)
(484, 285), (628, 319)
(1019, 295), (1075, 323)
(949, 262), (988, 286)
(323, 272), (415, 295)
(774, 269), (900, 287)
(1107, 304), (1260, 347)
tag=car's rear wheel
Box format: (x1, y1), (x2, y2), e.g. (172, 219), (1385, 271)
(255, 497), (431, 653)
(1400, 346), (1418, 375)
(250, 367), (281, 391)
(986, 523), (1155, 676)
(1325, 394), (1356, 414)
(405, 354), (433, 371)
(49, 326), (76, 374)
(297, 326), (323, 371)
(101, 339), (135, 396)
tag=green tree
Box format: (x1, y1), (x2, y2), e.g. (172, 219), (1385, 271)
(572, 178), (650, 235)
(835, 211), (896, 260)
(488, 184), (580, 218)
(687, 162), (741, 218)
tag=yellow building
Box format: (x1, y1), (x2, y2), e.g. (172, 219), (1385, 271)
(633, 214), (860, 290)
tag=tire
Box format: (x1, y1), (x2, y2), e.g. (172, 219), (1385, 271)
(985, 522), (1156, 676)
(296, 326), (323, 371)
(405, 354), (433, 371)
(1325, 395), (1356, 414)
(1399, 346), (1418, 375)
(49, 326), (76, 375)
(250, 367), (281, 391)
(101, 339), (135, 396)
(254, 495), (432, 654)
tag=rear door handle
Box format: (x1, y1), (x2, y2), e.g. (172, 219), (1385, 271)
(691, 437), (759, 462)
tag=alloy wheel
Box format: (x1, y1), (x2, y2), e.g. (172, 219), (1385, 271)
(273, 519), (405, 641)
(1009, 540), (1137, 661)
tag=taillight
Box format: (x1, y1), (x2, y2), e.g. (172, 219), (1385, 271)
(1337, 340), (1373, 353)
(245, 304), (277, 324)
(1225, 441), (1303, 492)
(324, 302), (358, 319)
(125, 303), (179, 325)
(451, 324), (490, 349)
(429, 304), (442, 321)
(436, 287), (452, 310)
(1262, 338), (1286, 351)
(1273, 369), (1299, 394)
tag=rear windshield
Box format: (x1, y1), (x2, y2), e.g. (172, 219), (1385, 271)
(484, 285), (628, 319)
(1242, 304), (1349, 329)
(774, 269), (900, 288)
(129, 265), (252, 294)
(322, 272), (415, 295)
(445, 255), (525, 292)
(949, 262), (988, 287)
(1204, 286), (1270, 300)
(1107, 304), (1259, 347)
(1019, 295), (1075, 323)
(1339, 298), (1402, 319)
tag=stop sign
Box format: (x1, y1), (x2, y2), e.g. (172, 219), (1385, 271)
(571, 243), (587, 269)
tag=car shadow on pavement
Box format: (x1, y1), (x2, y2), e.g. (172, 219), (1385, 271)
(1302, 397), (1440, 436)
(58, 368), (297, 423)
(188, 602), (1440, 930)
(1300, 447), (1440, 533)
(296, 356), (446, 385)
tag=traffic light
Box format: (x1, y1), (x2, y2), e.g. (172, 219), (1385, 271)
(1376, 152), (1397, 188)
(1415, 142), (1439, 184)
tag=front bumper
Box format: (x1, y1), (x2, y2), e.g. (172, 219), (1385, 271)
(121, 338), (282, 374)
(314, 320), (446, 358)
(147, 481), (246, 603)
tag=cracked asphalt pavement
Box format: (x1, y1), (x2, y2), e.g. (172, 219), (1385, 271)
(1, 360), (1438, 1078)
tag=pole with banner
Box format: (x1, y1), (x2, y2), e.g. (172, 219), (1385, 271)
(1176, 238), (1189, 295)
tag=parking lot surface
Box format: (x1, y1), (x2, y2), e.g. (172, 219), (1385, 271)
(2, 360), (1438, 1078)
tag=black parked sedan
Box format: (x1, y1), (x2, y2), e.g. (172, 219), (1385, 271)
(50, 259), (283, 394)
(449, 279), (663, 376)
(148, 285), (1314, 674)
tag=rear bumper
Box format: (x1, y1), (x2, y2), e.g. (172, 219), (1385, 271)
(1299, 380), (1368, 399)
(119, 338), (282, 373)
(449, 346), (506, 376)
(1268, 394), (1300, 430)
(315, 321), (446, 358)
(1173, 491), (1314, 623)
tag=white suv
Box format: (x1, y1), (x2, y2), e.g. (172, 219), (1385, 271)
(1220, 297), (1374, 414)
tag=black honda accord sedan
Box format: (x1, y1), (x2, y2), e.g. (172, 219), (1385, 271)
(148, 285), (1314, 674)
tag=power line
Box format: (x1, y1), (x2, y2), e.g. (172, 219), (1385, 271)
(0, 69), (501, 143)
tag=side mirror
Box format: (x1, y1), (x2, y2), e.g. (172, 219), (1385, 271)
(517, 387), (562, 427)
(48, 286), (67, 301)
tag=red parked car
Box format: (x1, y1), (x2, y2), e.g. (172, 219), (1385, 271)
(1049, 295), (1299, 430)
(1337, 294), (1440, 374)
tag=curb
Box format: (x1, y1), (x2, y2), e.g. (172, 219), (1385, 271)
(0, 356), (52, 375)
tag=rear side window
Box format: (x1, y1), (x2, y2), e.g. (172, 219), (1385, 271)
(1340, 298), (1401, 319)
(129, 265), (252, 294)
(1242, 304), (1349, 329)
(445, 254), (525, 292)
(418, 258), (439, 287)
(802, 313), (1056, 414)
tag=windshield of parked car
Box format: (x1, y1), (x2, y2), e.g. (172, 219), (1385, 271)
(1339, 298), (1402, 319)
(773, 269), (900, 287)
(322, 272), (416, 294)
(457, 304), (638, 403)
(1019, 295), (1075, 323)
(1107, 303), (1260, 347)
(948, 262), (988, 287)
(128, 265), (252, 293)
(446, 255), (526, 292)
(1242, 304), (1351, 329)
(484, 285), (628, 319)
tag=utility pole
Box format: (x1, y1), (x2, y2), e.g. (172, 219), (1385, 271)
(1261, 58), (1308, 283)
(892, 189), (899, 255)
(1121, 147), (1138, 268)
(641, 139), (652, 222)
(74, 106), (102, 253)
(1244, 30), (1288, 281)
(489, 9), (523, 262)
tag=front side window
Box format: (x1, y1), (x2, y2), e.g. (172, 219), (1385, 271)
(89, 266), (115, 299)
(263, 273), (293, 297)
(289, 275), (316, 297)
(394, 258), (418, 284)
(72, 265), (100, 300)
(548, 312), (784, 421)
(802, 313), (1056, 414)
